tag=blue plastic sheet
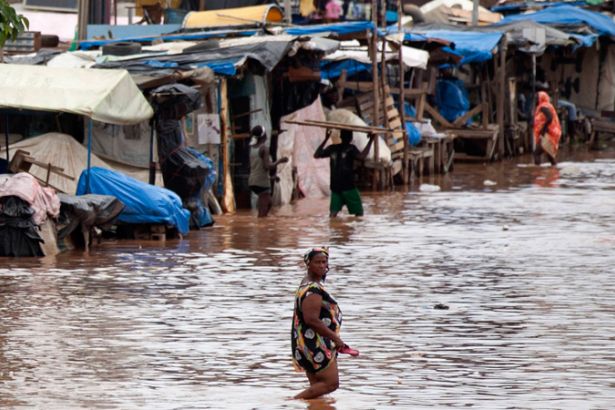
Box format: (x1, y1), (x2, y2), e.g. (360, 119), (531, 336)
(76, 167), (191, 235)
(403, 103), (421, 146)
(188, 148), (217, 191)
(404, 30), (502, 65)
(194, 58), (239, 76)
(406, 122), (421, 146)
(320, 59), (371, 80)
(185, 148), (215, 228)
(500, 5), (615, 38)
(285, 21), (375, 36)
(435, 78), (470, 124)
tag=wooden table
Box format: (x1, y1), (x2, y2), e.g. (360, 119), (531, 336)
(450, 124), (499, 161)
(423, 133), (456, 174)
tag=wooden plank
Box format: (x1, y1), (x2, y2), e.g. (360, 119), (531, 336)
(388, 118), (402, 130)
(283, 119), (394, 134)
(497, 37), (507, 157)
(416, 93), (426, 121)
(341, 81), (374, 92)
(389, 140), (405, 153)
(337, 69), (347, 102)
(453, 130), (498, 139)
(424, 102), (454, 128)
(389, 87), (428, 97)
(452, 104), (483, 128)
(383, 96), (395, 108)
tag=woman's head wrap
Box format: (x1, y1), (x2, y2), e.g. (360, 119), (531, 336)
(303, 246), (329, 266)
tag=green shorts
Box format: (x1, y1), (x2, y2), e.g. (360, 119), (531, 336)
(330, 188), (364, 216)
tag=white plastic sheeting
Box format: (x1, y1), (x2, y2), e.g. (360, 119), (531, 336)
(275, 97), (330, 206)
(0, 133), (163, 194)
(249, 74), (273, 140)
(91, 120), (154, 168)
(0, 64), (153, 125)
(324, 45), (429, 70)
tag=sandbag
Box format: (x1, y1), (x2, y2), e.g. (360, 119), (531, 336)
(326, 109), (392, 163)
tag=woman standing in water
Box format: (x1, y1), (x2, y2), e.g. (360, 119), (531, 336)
(533, 91), (562, 166)
(291, 247), (344, 399)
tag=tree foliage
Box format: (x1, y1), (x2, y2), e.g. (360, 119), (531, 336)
(0, 0), (29, 48)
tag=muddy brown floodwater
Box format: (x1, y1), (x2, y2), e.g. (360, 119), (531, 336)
(1, 145), (615, 409)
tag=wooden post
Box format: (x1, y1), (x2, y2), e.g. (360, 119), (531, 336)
(283, 0), (292, 25)
(77, 0), (90, 41)
(370, 11), (380, 190)
(337, 69), (347, 103)
(497, 37), (507, 157)
(398, 0), (408, 184)
(378, 0), (388, 189)
(219, 78), (236, 213)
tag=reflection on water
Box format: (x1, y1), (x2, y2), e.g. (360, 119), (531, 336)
(1, 149), (615, 409)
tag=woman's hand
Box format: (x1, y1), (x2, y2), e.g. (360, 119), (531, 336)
(332, 335), (345, 350)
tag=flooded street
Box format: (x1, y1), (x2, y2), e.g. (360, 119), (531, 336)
(1, 146), (615, 409)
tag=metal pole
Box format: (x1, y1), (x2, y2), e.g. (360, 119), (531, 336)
(472, 0), (479, 26)
(86, 118), (92, 193)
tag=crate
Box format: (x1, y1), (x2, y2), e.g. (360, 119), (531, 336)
(4, 31), (42, 54)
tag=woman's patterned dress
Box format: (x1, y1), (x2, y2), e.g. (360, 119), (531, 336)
(291, 281), (342, 373)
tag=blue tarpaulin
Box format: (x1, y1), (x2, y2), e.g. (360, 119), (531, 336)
(405, 30), (503, 65)
(500, 5), (615, 38)
(435, 78), (471, 124)
(194, 58), (240, 76)
(285, 21), (375, 36)
(76, 167), (191, 235)
(320, 59), (371, 80)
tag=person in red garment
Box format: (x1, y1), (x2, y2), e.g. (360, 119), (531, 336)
(533, 91), (562, 166)
(291, 247), (344, 399)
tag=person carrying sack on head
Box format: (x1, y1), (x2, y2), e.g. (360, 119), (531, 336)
(533, 91), (562, 166)
(314, 129), (375, 217)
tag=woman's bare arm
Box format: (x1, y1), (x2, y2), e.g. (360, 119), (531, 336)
(302, 294), (343, 348)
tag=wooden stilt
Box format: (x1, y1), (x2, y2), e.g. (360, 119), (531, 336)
(398, 0), (408, 185)
(370, 3), (380, 190)
(497, 37), (507, 157)
(219, 78), (236, 213)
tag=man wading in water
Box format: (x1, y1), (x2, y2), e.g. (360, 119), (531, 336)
(248, 125), (288, 217)
(314, 129), (375, 217)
